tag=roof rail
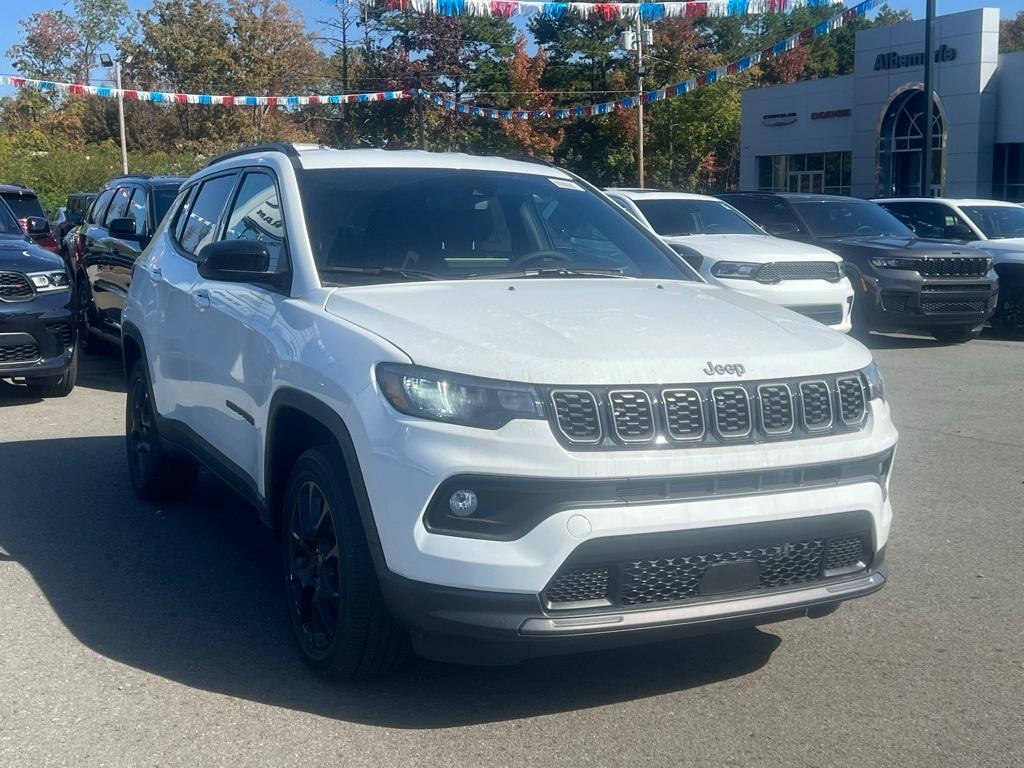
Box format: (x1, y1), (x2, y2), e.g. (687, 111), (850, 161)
(111, 172), (154, 180)
(204, 143), (304, 169)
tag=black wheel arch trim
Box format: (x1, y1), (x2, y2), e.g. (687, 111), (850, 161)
(266, 387), (389, 580)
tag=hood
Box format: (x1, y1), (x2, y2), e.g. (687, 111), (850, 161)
(967, 238), (1024, 263)
(821, 235), (972, 255)
(324, 279), (871, 385)
(661, 234), (841, 264)
(0, 237), (64, 272)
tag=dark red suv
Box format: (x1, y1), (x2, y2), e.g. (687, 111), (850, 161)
(0, 185), (58, 253)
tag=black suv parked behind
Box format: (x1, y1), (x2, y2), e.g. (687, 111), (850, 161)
(73, 175), (183, 349)
(0, 198), (77, 396)
(0, 184), (59, 253)
(719, 192), (998, 343)
(55, 192), (96, 259)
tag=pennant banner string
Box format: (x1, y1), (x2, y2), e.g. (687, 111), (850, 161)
(423, 0), (880, 120)
(365, 0), (841, 21)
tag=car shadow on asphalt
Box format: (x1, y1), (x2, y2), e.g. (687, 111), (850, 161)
(0, 435), (782, 729)
(0, 351), (124, 403)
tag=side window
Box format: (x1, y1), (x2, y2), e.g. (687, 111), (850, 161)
(104, 186), (132, 227)
(222, 172), (288, 272)
(172, 187), (197, 242)
(178, 173), (238, 256)
(128, 187), (149, 235)
(89, 189), (115, 225)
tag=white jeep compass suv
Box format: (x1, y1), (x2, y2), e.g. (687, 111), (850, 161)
(123, 144), (897, 679)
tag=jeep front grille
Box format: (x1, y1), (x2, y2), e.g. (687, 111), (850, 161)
(916, 256), (989, 278)
(920, 298), (988, 314)
(543, 533), (871, 610)
(545, 373), (870, 450)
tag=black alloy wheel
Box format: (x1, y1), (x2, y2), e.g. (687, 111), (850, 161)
(125, 362), (197, 501)
(991, 289), (1024, 339)
(286, 480), (343, 656)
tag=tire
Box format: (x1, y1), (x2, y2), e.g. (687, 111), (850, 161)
(931, 326), (981, 344)
(990, 287), (1024, 339)
(125, 361), (198, 502)
(27, 346), (78, 397)
(281, 446), (408, 680)
(76, 278), (103, 355)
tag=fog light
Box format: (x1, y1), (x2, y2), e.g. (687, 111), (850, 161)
(449, 489), (478, 517)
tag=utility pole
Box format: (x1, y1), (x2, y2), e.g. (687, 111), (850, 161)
(101, 53), (129, 174)
(921, 0), (936, 197)
(115, 60), (128, 174)
(635, 13), (645, 189)
(416, 74), (425, 150)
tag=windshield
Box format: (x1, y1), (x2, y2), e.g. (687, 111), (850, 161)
(793, 200), (914, 239)
(0, 201), (22, 235)
(153, 188), (181, 227)
(297, 168), (696, 285)
(634, 198), (761, 236)
(959, 205), (1024, 239)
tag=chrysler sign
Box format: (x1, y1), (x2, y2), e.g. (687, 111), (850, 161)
(874, 44), (957, 71)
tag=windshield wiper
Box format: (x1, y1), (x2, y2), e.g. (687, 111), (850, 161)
(319, 266), (440, 281)
(467, 267), (633, 280)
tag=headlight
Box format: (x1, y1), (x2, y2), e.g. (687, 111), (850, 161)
(869, 256), (921, 271)
(711, 261), (761, 280)
(861, 361), (885, 401)
(376, 363), (545, 429)
(26, 270), (70, 292)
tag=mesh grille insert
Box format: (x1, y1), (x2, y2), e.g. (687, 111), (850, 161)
(757, 262), (841, 283)
(711, 387), (751, 438)
(544, 567), (610, 606)
(0, 343), (40, 363)
(662, 388), (704, 441)
(800, 381), (833, 431)
(836, 376), (866, 425)
(757, 384), (794, 434)
(824, 536), (865, 572)
(551, 390), (602, 443)
(917, 257), (989, 278)
(609, 390), (655, 443)
(920, 299), (987, 314)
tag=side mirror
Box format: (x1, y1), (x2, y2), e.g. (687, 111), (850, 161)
(109, 217), (138, 239)
(198, 239), (277, 283)
(767, 222), (799, 236)
(25, 216), (49, 235)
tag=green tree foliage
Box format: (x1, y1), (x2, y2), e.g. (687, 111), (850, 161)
(1001, 11), (1024, 53)
(0, 0), (917, 207)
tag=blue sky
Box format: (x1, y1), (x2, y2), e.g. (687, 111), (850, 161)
(1, 0), (1022, 90)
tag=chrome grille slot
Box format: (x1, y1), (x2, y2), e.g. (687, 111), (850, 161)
(711, 387), (751, 439)
(662, 388), (704, 441)
(550, 390), (602, 444)
(608, 390), (655, 443)
(800, 380), (833, 431)
(836, 376), (866, 426)
(757, 384), (794, 435)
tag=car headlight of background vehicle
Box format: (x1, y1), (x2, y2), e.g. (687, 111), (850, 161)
(711, 261), (761, 280)
(861, 361), (885, 401)
(26, 270), (70, 292)
(869, 256), (922, 271)
(376, 363), (545, 429)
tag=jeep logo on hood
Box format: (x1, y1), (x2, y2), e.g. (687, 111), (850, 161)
(704, 362), (746, 377)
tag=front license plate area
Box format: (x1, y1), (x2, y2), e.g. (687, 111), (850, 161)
(699, 559), (760, 596)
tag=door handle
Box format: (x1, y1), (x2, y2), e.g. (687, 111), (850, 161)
(191, 288), (211, 309)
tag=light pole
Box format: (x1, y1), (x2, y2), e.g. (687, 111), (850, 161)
(100, 53), (129, 175)
(621, 22), (653, 188)
(921, 0), (936, 197)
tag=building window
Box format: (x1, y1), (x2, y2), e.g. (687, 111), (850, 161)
(994, 144), (1024, 203)
(756, 152), (852, 196)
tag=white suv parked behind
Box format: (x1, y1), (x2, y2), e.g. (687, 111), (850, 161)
(606, 189), (855, 332)
(123, 145), (896, 679)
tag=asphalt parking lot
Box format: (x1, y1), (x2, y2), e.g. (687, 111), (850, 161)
(1, 333), (1022, 767)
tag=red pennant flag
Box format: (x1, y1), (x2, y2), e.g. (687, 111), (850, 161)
(223, 95), (234, 106)
(686, 3), (708, 17)
(174, 93), (187, 103)
(593, 3), (619, 21)
(69, 84), (85, 95)
(491, 0), (517, 16)
(266, 96), (277, 106)
(124, 89), (138, 100)
(11, 77), (25, 87)
(769, 0), (787, 11)
(309, 94), (321, 104)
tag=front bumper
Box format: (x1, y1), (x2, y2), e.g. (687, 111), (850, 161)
(379, 547), (887, 665)
(712, 276), (854, 332)
(0, 291), (76, 379)
(854, 269), (998, 331)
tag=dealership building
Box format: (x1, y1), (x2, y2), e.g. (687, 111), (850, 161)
(739, 7), (1024, 201)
